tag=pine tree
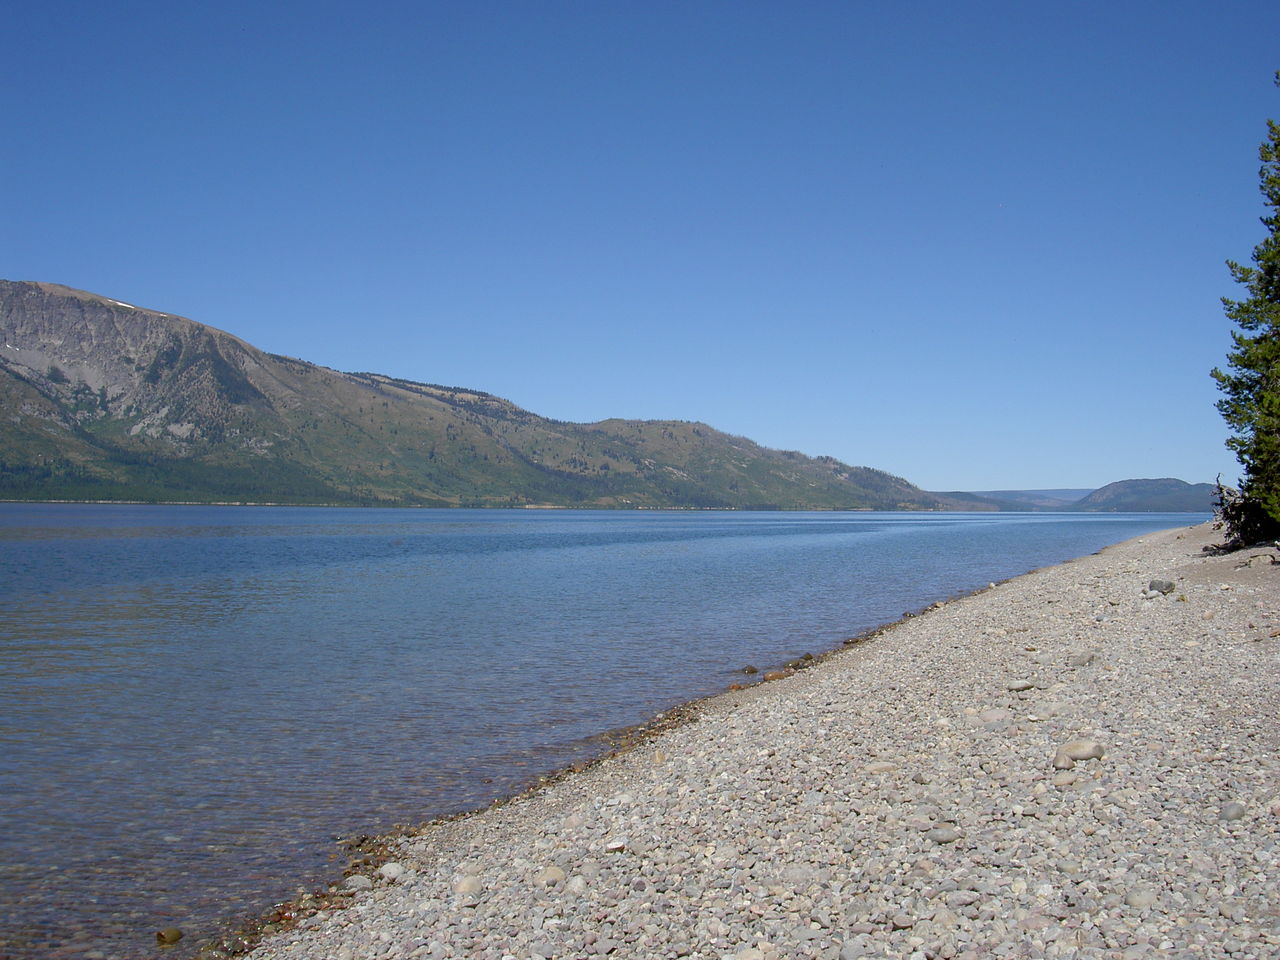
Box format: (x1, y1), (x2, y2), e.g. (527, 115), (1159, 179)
(1213, 72), (1280, 544)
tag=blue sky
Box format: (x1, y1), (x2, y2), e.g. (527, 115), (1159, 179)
(5, 2), (1278, 490)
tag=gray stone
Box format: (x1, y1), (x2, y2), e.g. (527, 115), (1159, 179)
(534, 865), (566, 886)
(377, 861), (406, 881)
(1031, 701), (1068, 719)
(1007, 680), (1036, 692)
(1054, 739), (1104, 768)
(1060, 739), (1105, 760)
(1148, 579), (1176, 594)
(1124, 887), (1159, 910)
(1219, 801), (1247, 821)
(343, 874), (373, 892)
(927, 827), (960, 844)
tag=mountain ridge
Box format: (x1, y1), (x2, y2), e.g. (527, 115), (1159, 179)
(0, 282), (1218, 511)
(1069, 477), (1216, 513)
(934, 480), (1214, 513)
(0, 280), (955, 509)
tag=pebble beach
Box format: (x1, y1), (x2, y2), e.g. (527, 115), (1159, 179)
(245, 523), (1278, 960)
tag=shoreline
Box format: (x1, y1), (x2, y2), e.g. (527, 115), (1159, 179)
(212, 556), (986, 954)
(210, 536), (1111, 953)
(241, 521), (1279, 960)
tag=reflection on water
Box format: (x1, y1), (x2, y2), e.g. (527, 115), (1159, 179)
(0, 505), (1204, 958)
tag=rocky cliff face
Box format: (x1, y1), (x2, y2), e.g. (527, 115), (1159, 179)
(0, 280), (951, 509)
(0, 282), (278, 452)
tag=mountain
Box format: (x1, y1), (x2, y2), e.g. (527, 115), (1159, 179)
(1068, 478), (1216, 513)
(970, 488), (1094, 509)
(0, 281), (957, 510)
(933, 482), (1214, 513)
(929, 489), (1094, 511)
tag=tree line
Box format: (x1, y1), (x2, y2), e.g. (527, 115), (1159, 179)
(1214, 72), (1280, 545)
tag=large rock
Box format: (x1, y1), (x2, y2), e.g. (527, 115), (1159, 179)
(534, 865), (566, 887)
(377, 862), (406, 882)
(1053, 740), (1104, 769)
(1219, 801), (1247, 821)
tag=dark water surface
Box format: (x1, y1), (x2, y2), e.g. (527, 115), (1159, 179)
(0, 505), (1205, 957)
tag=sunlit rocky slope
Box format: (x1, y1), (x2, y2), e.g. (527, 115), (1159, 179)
(0, 281), (957, 508)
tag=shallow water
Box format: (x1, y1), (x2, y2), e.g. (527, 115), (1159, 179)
(0, 506), (1205, 957)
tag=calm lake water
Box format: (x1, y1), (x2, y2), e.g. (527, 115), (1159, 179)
(0, 505), (1206, 957)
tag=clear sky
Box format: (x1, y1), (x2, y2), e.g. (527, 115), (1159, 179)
(5, 2), (1278, 490)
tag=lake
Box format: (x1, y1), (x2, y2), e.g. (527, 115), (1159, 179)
(0, 505), (1207, 958)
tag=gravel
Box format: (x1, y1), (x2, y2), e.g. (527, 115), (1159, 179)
(249, 523), (1279, 960)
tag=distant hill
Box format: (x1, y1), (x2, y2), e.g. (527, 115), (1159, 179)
(933, 481), (1214, 513)
(1068, 478), (1216, 513)
(933, 488), (1093, 511)
(972, 488), (1094, 509)
(0, 280), (959, 510)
